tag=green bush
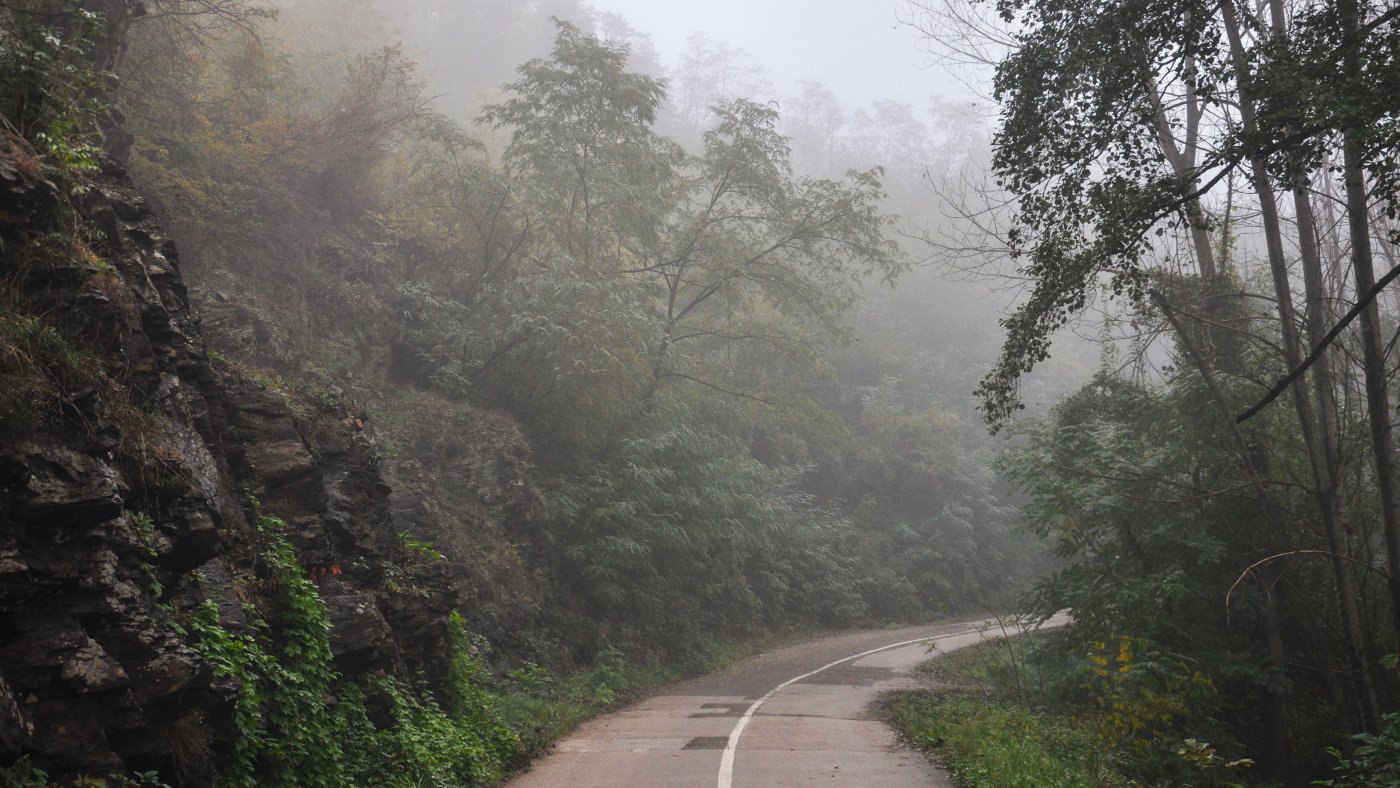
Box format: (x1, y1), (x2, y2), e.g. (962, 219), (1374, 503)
(0, 6), (103, 182)
(335, 679), (512, 787)
(179, 515), (522, 786)
(1319, 710), (1400, 787)
(893, 634), (1257, 787)
(177, 516), (342, 787)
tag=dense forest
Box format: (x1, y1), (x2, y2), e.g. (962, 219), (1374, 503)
(1, 0), (1398, 785)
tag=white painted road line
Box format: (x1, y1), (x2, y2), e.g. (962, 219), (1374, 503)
(714, 624), (988, 788)
(509, 616), (1069, 787)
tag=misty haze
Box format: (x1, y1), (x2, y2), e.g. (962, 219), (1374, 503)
(0, 0), (1397, 785)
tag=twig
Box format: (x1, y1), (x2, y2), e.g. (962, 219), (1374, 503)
(1226, 550), (1390, 619)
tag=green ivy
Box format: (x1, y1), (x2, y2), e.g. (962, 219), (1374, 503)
(178, 515), (343, 787)
(446, 613), (509, 739)
(254, 516), (343, 783)
(0, 756), (168, 787)
(335, 678), (514, 787)
(127, 511), (163, 596)
(177, 514), (523, 786)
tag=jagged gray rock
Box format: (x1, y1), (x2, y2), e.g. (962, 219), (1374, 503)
(0, 152), (469, 781)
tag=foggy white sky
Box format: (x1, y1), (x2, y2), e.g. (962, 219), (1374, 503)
(584, 0), (963, 110)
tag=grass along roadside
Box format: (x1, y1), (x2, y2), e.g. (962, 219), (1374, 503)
(888, 690), (1123, 787)
(495, 622), (909, 775)
(886, 631), (1129, 787)
(494, 630), (810, 765)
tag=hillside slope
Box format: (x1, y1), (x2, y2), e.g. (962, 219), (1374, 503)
(0, 140), (534, 780)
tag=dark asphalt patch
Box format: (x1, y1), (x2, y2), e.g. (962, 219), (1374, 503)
(800, 669), (896, 688)
(683, 736), (730, 750)
(688, 702), (750, 718)
(797, 665), (896, 687)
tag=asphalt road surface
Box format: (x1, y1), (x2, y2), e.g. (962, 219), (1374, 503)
(510, 618), (1046, 787)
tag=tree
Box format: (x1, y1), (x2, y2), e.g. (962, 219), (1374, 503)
(481, 21), (901, 428)
(907, 0), (1400, 770)
(471, 22), (916, 648)
(664, 32), (772, 145)
(482, 20), (680, 270)
(633, 97), (901, 409)
(1004, 369), (1285, 781)
(783, 81), (847, 177)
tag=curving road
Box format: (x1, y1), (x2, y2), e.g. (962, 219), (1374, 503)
(510, 618), (1057, 787)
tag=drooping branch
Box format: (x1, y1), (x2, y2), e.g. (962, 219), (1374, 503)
(1226, 550), (1392, 618)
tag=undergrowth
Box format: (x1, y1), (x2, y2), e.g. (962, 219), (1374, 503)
(491, 645), (677, 759)
(889, 690), (1123, 787)
(0, 9), (163, 457)
(0, 756), (165, 787)
(887, 631), (1268, 787)
(169, 511), (796, 786)
(887, 633), (1131, 788)
(175, 514), (519, 787)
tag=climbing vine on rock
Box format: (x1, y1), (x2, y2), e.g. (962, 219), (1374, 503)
(177, 515), (522, 786)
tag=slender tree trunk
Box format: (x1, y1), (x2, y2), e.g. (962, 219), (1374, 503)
(1294, 183), (1382, 728)
(1260, 580), (1291, 781)
(1142, 12), (1297, 761)
(1222, 0), (1381, 741)
(1344, 142), (1400, 647)
(1338, 0), (1400, 657)
(1147, 89), (1217, 280)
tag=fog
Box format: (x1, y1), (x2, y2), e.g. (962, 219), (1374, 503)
(354, 0), (1099, 406)
(582, 0), (961, 109)
(10, 0), (1398, 781)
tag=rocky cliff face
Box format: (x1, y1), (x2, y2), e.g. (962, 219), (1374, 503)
(0, 152), (237, 778)
(0, 146), (535, 781)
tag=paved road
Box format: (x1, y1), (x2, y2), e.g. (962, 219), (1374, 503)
(510, 618), (1046, 787)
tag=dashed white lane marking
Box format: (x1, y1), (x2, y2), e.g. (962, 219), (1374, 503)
(714, 624), (988, 788)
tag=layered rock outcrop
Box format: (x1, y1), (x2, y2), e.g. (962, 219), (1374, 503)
(0, 149), (529, 781)
(1, 155), (238, 779)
